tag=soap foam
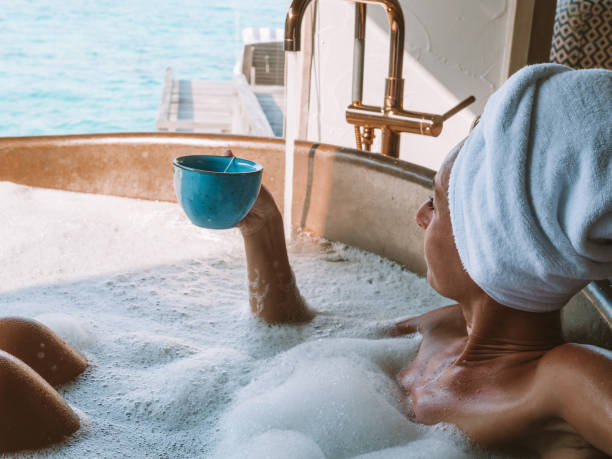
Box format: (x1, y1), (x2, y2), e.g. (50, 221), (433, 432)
(218, 350), (422, 458)
(227, 429), (326, 459)
(34, 313), (95, 352)
(0, 182), (509, 458)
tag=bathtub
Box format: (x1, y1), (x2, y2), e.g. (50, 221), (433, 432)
(1, 132), (610, 348)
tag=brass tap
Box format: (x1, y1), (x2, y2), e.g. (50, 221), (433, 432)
(284, 0), (475, 157)
(285, 0), (405, 156)
(346, 95), (476, 143)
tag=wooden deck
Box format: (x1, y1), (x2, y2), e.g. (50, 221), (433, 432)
(254, 86), (285, 137)
(156, 68), (284, 137)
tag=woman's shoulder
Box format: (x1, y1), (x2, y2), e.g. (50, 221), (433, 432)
(537, 343), (612, 387)
(533, 343), (612, 456)
(388, 304), (466, 337)
(539, 342), (612, 371)
(535, 343), (612, 400)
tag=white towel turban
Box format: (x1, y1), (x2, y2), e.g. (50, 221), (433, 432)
(449, 64), (612, 312)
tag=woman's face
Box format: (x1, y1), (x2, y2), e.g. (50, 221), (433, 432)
(416, 141), (480, 302)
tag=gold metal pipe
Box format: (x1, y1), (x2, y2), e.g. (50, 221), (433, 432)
(285, 0), (405, 157)
(355, 3), (366, 41)
(285, 0), (404, 83)
(346, 108), (443, 137)
(285, 0), (473, 158)
(346, 95), (477, 139)
(348, 102), (381, 113)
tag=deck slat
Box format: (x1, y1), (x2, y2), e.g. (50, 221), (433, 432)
(156, 68), (280, 137)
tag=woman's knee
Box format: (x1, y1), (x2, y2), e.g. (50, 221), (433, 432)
(0, 350), (80, 453)
(0, 317), (87, 386)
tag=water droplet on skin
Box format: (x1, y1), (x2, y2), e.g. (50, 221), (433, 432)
(37, 351), (45, 359)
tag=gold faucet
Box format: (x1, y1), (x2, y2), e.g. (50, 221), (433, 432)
(284, 0), (475, 157)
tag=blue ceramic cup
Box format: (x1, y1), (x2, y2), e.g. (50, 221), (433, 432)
(173, 155), (263, 229)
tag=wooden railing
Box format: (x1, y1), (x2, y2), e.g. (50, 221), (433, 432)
(156, 68), (276, 138)
(232, 74), (275, 137)
(155, 67), (174, 131)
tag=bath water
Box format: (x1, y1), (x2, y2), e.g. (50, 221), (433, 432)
(1, 182), (512, 458)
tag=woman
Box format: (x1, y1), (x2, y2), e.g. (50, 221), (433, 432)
(233, 64), (612, 457)
(0, 319), (87, 451)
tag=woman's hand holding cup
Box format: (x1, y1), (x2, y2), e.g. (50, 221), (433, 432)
(222, 150), (283, 237)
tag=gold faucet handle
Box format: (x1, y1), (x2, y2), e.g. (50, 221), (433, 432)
(441, 96), (476, 121)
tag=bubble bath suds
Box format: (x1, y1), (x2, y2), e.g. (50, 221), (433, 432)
(0, 182), (495, 458)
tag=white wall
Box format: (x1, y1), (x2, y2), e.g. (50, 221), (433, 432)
(304, 0), (514, 170)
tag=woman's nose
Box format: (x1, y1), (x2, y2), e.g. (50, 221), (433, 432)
(416, 201), (430, 229)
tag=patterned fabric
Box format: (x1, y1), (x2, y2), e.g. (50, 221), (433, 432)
(550, 0), (612, 69)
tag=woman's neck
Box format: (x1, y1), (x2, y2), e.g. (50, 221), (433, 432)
(457, 296), (564, 363)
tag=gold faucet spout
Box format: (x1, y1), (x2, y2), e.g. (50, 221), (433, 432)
(285, 0), (405, 85)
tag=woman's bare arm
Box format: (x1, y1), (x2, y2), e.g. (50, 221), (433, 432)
(221, 150), (312, 323)
(237, 181), (313, 324)
(539, 343), (612, 456)
(388, 304), (464, 337)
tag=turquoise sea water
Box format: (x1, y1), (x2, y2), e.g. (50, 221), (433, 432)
(0, 0), (290, 136)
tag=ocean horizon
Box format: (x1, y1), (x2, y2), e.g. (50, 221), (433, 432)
(0, 0), (290, 137)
